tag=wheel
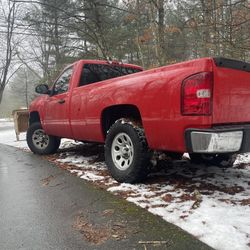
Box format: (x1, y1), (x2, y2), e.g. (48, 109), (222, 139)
(105, 119), (151, 183)
(26, 122), (61, 155)
(189, 153), (236, 167)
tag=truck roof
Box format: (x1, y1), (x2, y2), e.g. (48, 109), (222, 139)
(75, 59), (143, 71)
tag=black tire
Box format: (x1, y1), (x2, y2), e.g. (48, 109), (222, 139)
(27, 122), (61, 155)
(189, 153), (236, 167)
(105, 120), (151, 183)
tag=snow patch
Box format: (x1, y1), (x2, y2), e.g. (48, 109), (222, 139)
(80, 172), (105, 181)
(0, 128), (28, 149)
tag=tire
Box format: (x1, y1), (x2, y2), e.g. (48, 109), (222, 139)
(189, 153), (236, 167)
(26, 122), (61, 155)
(105, 119), (151, 183)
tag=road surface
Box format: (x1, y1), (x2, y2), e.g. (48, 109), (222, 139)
(0, 144), (212, 250)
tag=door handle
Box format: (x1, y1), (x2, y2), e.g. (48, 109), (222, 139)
(58, 99), (65, 104)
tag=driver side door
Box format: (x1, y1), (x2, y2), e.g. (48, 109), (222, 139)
(43, 67), (73, 138)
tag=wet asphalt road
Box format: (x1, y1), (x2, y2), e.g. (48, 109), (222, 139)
(0, 144), (213, 250)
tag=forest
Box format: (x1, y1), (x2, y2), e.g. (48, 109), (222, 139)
(0, 0), (249, 116)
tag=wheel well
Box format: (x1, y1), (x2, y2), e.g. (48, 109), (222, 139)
(29, 111), (41, 125)
(101, 105), (142, 137)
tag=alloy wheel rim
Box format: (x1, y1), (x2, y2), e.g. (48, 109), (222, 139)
(111, 132), (134, 171)
(32, 129), (49, 149)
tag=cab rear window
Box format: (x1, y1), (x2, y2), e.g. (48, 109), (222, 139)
(79, 64), (142, 86)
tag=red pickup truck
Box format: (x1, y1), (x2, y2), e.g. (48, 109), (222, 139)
(27, 58), (250, 183)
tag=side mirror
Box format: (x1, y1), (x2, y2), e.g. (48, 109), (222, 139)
(35, 84), (49, 94)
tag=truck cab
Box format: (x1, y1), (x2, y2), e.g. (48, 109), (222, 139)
(30, 60), (142, 139)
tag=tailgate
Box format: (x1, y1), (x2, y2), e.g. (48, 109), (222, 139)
(212, 58), (250, 124)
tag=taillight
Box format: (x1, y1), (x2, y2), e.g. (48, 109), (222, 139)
(181, 72), (213, 115)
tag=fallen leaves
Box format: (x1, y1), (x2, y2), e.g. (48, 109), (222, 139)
(73, 211), (128, 245)
(240, 198), (250, 206)
(218, 198), (250, 206)
(40, 175), (55, 186)
(101, 209), (115, 217)
(162, 194), (173, 203)
(73, 215), (110, 245)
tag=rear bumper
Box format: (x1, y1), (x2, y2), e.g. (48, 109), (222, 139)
(185, 125), (250, 153)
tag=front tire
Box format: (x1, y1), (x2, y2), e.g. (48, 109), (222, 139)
(27, 122), (61, 155)
(189, 153), (236, 167)
(105, 120), (151, 183)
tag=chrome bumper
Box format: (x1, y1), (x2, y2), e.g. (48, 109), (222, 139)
(185, 127), (246, 153)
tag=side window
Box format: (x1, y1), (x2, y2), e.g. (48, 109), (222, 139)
(53, 67), (73, 95)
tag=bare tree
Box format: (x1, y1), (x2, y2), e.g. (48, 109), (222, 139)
(0, 0), (18, 103)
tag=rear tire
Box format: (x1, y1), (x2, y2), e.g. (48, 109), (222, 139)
(189, 153), (236, 167)
(105, 119), (151, 183)
(27, 122), (61, 155)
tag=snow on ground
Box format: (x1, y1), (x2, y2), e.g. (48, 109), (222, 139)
(0, 119), (28, 149)
(0, 120), (14, 128)
(0, 120), (249, 250)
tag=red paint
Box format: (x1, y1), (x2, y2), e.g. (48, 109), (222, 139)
(29, 58), (250, 153)
(212, 63), (250, 125)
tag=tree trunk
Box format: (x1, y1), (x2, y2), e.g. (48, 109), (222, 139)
(200, 0), (211, 56)
(0, 1), (16, 104)
(158, 0), (165, 65)
(25, 70), (28, 108)
(0, 85), (5, 104)
(54, 11), (61, 68)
